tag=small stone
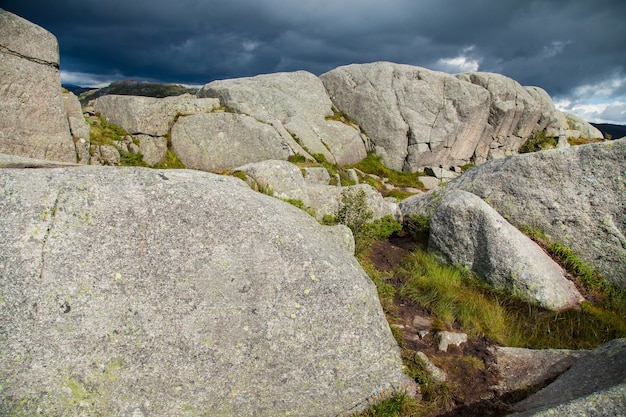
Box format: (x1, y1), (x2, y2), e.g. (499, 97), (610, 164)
(412, 315), (433, 331)
(437, 331), (468, 352)
(416, 351), (446, 383)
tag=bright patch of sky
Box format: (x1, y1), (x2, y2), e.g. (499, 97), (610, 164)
(434, 46), (481, 73)
(555, 74), (626, 124)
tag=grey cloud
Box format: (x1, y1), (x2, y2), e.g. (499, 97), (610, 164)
(1, 0), (625, 121)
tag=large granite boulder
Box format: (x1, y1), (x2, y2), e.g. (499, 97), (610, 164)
(564, 112), (604, 140)
(429, 190), (583, 311)
(93, 94), (220, 137)
(320, 62), (491, 171)
(0, 9), (76, 162)
(509, 339), (626, 416)
(440, 139), (626, 288)
(171, 112), (291, 171)
(0, 166), (413, 416)
(198, 71), (368, 165)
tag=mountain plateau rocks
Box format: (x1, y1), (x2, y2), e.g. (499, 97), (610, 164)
(0, 166), (413, 416)
(0, 9), (77, 163)
(401, 139), (626, 291)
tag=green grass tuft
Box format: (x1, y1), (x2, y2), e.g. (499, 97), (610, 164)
(152, 149), (186, 169)
(349, 153), (424, 189)
(519, 130), (558, 153)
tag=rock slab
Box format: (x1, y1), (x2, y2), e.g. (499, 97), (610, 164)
(509, 339), (626, 417)
(199, 70), (367, 165)
(171, 112), (291, 171)
(0, 9), (76, 163)
(321, 62), (491, 171)
(0, 166), (412, 417)
(445, 139), (626, 288)
(429, 190), (583, 311)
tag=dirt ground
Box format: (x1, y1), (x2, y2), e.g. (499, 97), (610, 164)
(366, 237), (517, 416)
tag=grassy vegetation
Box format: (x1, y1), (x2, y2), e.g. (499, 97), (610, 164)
(519, 130), (558, 153)
(351, 212), (625, 416)
(89, 115), (129, 147)
(567, 136), (604, 146)
(349, 153), (424, 189)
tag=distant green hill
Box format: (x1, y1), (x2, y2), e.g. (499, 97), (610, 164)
(591, 123), (626, 140)
(78, 79), (198, 105)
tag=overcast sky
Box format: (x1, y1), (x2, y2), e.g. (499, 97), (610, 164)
(2, 0), (625, 124)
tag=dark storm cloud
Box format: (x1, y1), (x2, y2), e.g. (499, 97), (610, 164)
(2, 0), (625, 122)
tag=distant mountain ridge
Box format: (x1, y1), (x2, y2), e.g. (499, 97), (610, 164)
(75, 79), (197, 105)
(591, 123), (626, 140)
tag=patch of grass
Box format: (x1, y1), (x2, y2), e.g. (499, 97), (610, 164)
(350, 153), (424, 189)
(384, 189), (415, 201)
(403, 214), (430, 241)
(89, 115), (130, 147)
(519, 130), (557, 153)
(287, 154), (307, 164)
(394, 248), (625, 349)
(281, 198), (317, 217)
(326, 106), (358, 125)
(152, 149), (186, 169)
(397, 251), (514, 342)
(354, 392), (421, 417)
(567, 137), (603, 146)
(119, 150), (148, 167)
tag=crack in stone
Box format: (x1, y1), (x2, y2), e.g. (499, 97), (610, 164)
(0, 44), (60, 69)
(39, 190), (61, 281)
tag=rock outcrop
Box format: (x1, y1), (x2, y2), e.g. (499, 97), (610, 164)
(79, 79), (198, 105)
(62, 91), (91, 164)
(93, 94), (220, 137)
(455, 72), (554, 161)
(438, 139), (626, 288)
(321, 62), (601, 172)
(321, 62), (491, 171)
(198, 70), (369, 165)
(0, 166), (413, 416)
(429, 190), (583, 310)
(236, 160), (399, 221)
(564, 112), (604, 139)
(171, 112), (291, 171)
(491, 346), (589, 396)
(0, 9), (76, 163)
(236, 159), (310, 205)
(509, 339), (626, 416)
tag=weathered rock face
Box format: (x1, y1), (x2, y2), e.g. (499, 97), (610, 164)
(171, 112), (291, 171)
(443, 139), (626, 288)
(198, 71), (368, 165)
(307, 183), (399, 221)
(235, 159), (309, 205)
(321, 62), (491, 171)
(0, 9), (76, 163)
(429, 190), (583, 311)
(0, 167), (413, 416)
(491, 346), (589, 395)
(136, 134), (167, 166)
(509, 339), (626, 417)
(564, 112), (604, 139)
(455, 72), (543, 160)
(93, 93), (220, 137)
(62, 91), (91, 164)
